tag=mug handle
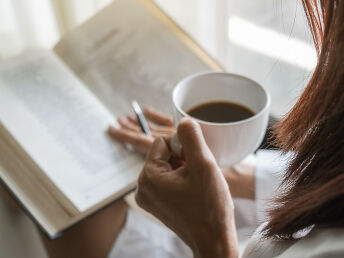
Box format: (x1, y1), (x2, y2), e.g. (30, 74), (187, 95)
(170, 132), (182, 157)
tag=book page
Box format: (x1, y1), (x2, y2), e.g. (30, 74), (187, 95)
(0, 50), (143, 212)
(54, 0), (214, 116)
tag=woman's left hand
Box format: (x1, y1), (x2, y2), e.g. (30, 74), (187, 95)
(108, 107), (175, 154)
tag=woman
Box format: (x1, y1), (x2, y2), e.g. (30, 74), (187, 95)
(42, 0), (344, 257)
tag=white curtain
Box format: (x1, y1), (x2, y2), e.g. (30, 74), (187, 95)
(1, 0), (227, 61)
(0, 0), (112, 59)
(0, 0), (315, 116)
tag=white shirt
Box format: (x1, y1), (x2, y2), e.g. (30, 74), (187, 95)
(243, 226), (344, 258)
(108, 150), (344, 258)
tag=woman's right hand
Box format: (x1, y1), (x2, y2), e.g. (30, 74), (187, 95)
(135, 118), (239, 258)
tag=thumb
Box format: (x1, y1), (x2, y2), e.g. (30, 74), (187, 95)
(177, 117), (215, 165)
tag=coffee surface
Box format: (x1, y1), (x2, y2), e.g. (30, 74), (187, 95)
(187, 101), (254, 123)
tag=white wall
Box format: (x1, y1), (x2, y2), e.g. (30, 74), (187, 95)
(155, 0), (315, 117)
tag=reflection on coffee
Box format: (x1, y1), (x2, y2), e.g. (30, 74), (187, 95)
(187, 101), (254, 123)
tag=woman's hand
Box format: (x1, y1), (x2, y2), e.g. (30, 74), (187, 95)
(108, 106), (255, 200)
(108, 107), (175, 154)
(135, 118), (238, 258)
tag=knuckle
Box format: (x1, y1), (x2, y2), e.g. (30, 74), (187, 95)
(137, 170), (147, 187)
(132, 136), (141, 146)
(135, 189), (149, 208)
(137, 166), (155, 189)
(200, 157), (217, 170)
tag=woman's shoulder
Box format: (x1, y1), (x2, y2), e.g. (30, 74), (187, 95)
(282, 227), (344, 258)
(243, 226), (344, 258)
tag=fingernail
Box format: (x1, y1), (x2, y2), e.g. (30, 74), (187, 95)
(180, 117), (194, 124)
(180, 117), (191, 122)
(128, 114), (136, 121)
(107, 125), (117, 133)
(118, 116), (127, 123)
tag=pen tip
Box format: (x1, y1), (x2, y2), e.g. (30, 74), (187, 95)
(131, 100), (142, 114)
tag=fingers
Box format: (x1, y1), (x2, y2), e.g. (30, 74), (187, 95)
(126, 115), (175, 137)
(146, 137), (171, 162)
(108, 126), (152, 154)
(137, 137), (174, 205)
(144, 107), (174, 126)
(109, 107), (174, 156)
(177, 118), (215, 165)
(137, 137), (184, 207)
(118, 117), (140, 133)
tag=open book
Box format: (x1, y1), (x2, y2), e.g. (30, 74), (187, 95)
(0, 0), (221, 238)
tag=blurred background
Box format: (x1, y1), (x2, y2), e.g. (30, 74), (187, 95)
(0, 0), (316, 116)
(0, 0), (315, 257)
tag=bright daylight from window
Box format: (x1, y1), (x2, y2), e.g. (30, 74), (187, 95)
(0, 0), (315, 117)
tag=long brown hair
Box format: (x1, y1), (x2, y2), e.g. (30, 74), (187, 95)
(263, 0), (344, 239)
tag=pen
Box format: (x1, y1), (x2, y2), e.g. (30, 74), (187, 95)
(131, 100), (152, 136)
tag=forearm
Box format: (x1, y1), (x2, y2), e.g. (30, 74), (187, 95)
(40, 200), (128, 258)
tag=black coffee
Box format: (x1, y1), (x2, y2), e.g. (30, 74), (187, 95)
(187, 101), (254, 123)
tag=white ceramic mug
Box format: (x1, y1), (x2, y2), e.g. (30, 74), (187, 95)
(171, 72), (270, 167)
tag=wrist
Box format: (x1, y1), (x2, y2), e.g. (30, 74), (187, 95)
(191, 219), (238, 258)
(223, 164), (255, 199)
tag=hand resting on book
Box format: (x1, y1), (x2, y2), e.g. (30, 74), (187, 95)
(108, 107), (175, 154)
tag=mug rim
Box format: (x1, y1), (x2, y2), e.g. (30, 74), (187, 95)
(172, 71), (271, 127)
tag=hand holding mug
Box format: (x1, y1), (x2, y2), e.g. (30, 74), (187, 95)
(135, 118), (238, 258)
